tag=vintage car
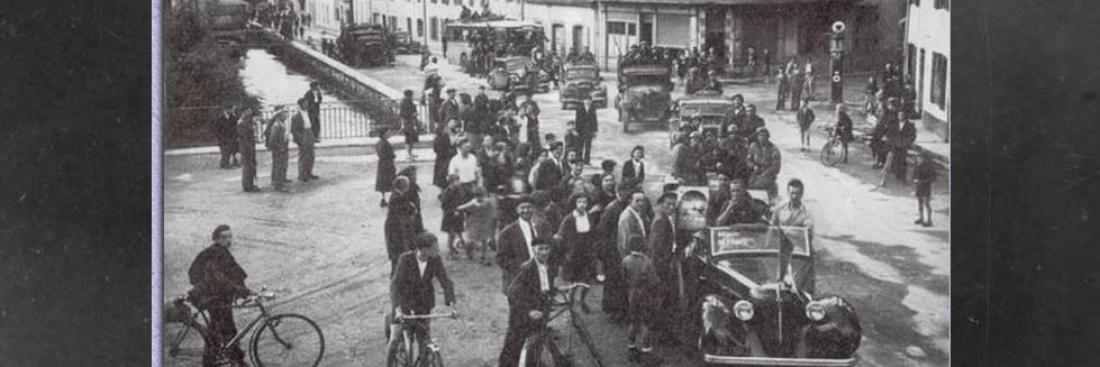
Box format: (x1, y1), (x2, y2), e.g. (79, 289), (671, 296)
(675, 223), (861, 366)
(391, 31), (424, 55)
(558, 62), (608, 110)
(668, 91), (735, 148)
(616, 64), (674, 132)
(487, 56), (552, 93)
(336, 24), (395, 67)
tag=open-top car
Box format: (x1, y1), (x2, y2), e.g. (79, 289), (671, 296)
(616, 63), (673, 132)
(559, 62), (608, 110)
(678, 224), (861, 366)
(668, 90), (734, 148)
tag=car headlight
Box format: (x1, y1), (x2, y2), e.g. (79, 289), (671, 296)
(733, 300), (754, 321)
(805, 301), (826, 322)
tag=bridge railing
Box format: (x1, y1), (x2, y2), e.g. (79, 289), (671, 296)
(168, 101), (433, 143)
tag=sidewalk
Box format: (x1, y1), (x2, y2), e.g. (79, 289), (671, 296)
(164, 135), (434, 156)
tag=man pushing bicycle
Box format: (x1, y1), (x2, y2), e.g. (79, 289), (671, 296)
(389, 232), (457, 353)
(188, 224), (253, 367)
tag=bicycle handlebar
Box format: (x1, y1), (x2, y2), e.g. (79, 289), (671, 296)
(396, 311), (459, 321)
(556, 282), (591, 292)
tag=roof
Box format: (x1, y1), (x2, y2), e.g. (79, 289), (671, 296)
(602, 0), (849, 5)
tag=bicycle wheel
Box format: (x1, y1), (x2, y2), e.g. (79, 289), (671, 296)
(386, 331), (413, 367)
(820, 139), (844, 167)
(164, 320), (205, 359)
(250, 314), (325, 367)
(425, 350), (444, 367)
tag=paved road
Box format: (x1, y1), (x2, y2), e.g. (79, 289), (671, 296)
(161, 54), (949, 367)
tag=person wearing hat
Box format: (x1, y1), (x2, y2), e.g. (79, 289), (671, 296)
(738, 104), (766, 140)
(399, 89), (420, 161)
(671, 131), (705, 185)
(375, 128), (396, 207)
(498, 237), (556, 367)
(236, 107), (261, 193)
(497, 197), (543, 295)
(747, 127), (782, 202)
(389, 232), (457, 354)
(303, 82), (323, 141)
(189, 224), (253, 367)
(264, 106), (292, 192)
(440, 87), (461, 126)
(555, 192), (600, 312)
(703, 69), (723, 94)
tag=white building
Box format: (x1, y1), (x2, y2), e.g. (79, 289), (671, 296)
(904, 0), (949, 140)
(304, 0), (351, 33)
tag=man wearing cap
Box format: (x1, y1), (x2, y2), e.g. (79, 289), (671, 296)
(737, 104), (766, 140)
(497, 199), (542, 295)
(498, 238), (556, 367)
(532, 142), (565, 191)
(440, 88), (461, 127)
(747, 127), (782, 202)
(389, 232), (457, 353)
(671, 132), (705, 185)
(303, 82), (323, 141)
(189, 225), (252, 367)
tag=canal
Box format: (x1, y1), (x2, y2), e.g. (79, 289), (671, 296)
(240, 48), (374, 140)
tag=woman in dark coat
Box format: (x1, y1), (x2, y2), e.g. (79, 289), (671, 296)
(439, 174), (469, 259)
(556, 192), (599, 312)
(835, 105), (854, 163)
(432, 127), (454, 188)
(375, 128), (397, 207)
(398, 166), (425, 233)
(399, 90), (420, 160)
(385, 176), (419, 274)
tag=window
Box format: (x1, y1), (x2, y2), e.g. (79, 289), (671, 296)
(407, 17), (413, 32)
(931, 52), (947, 109)
(390, 16), (398, 30)
(607, 21), (626, 35)
(442, 0), (449, 4)
(431, 0), (437, 4)
(909, 0), (920, 6)
(906, 43), (916, 79)
(417, 19), (424, 38)
(627, 23), (636, 36)
(430, 17), (438, 41)
(934, 0), (949, 10)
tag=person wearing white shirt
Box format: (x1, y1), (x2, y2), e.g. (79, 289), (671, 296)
(555, 193), (599, 313)
(447, 139), (481, 186)
(499, 238), (556, 367)
(497, 199), (541, 295)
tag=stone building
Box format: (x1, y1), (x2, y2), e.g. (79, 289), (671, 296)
(903, 0), (949, 140)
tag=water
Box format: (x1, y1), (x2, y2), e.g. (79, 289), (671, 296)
(239, 48), (373, 139)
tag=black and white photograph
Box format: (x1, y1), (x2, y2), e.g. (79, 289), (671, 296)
(159, 0), (950, 366)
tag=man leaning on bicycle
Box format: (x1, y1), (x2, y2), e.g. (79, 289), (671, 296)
(188, 224), (253, 367)
(498, 238), (556, 367)
(389, 232), (457, 350)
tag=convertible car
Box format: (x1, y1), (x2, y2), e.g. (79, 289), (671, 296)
(679, 224), (861, 366)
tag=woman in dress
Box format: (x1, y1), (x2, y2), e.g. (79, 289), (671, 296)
(439, 174), (468, 259)
(555, 192), (599, 313)
(457, 186), (497, 265)
(375, 128), (396, 207)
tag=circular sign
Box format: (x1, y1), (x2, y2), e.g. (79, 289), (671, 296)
(832, 74), (842, 82)
(832, 21), (846, 34)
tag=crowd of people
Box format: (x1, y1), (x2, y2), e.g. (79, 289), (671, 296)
(254, 4), (311, 41)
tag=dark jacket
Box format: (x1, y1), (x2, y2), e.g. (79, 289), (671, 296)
(400, 98), (418, 120)
(621, 159), (645, 188)
(507, 259), (557, 328)
(647, 214), (677, 282)
(836, 111), (854, 143)
(797, 108), (816, 130)
(188, 244), (249, 307)
(574, 105), (598, 137)
(497, 220), (539, 284)
(376, 137), (396, 192)
(304, 89), (323, 113)
(532, 159), (564, 191)
(391, 251), (456, 314)
(290, 112), (314, 146)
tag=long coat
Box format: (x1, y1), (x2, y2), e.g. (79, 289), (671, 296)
(747, 142), (781, 189)
(384, 191), (421, 269)
(390, 251), (455, 315)
(375, 137), (396, 192)
(496, 220), (537, 293)
(432, 133), (454, 188)
(597, 198), (629, 314)
(556, 211), (597, 282)
(574, 105), (598, 138)
(621, 160), (645, 188)
(617, 207), (649, 256)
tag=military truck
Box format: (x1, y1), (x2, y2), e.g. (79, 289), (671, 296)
(616, 63), (674, 132)
(559, 62), (608, 110)
(336, 24), (395, 67)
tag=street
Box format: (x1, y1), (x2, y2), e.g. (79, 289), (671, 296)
(162, 54), (949, 367)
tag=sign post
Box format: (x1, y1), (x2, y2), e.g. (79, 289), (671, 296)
(829, 21), (846, 104)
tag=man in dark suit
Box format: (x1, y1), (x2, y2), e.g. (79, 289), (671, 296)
(498, 238), (556, 367)
(189, 225), (252, 367)
(440, 88), (461, 125)
(389, 233), (456, 352)
(497, 198), (541, 294)
(304, 82), (323, 141)
(596, 182), (633, 321)
(265, 107), (291, 193)
(532, 142), (565, 191)
(236, 108), (260, 193)
(291, 98), (318, 182)
(647, 192), (681, 346)
(574, 99), (598, 163)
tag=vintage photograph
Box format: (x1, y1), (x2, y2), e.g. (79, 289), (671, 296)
(159, 0), (949, 366)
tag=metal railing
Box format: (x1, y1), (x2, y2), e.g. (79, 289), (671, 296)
(167, 101), (434, 143)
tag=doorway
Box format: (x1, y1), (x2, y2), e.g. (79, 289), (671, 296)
(572, 25), (585, 52)
(551, 24), (565, 56)
(640, 16), (653, 45)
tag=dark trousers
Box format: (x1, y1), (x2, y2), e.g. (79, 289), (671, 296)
(309, 110), (321, 139)
(271, 148), (289, 188)
(526, 126), (540, 148)
(203, 304), (245, 367)
(498, 315), (544, 367)
(240, 147), (256, 190)
(579, 135), (593, 163)
(219, 143), (233, 168)
(600, 246), (628, 316)
(296, 137), (315, 180)
(790, 88), (802, 111)
(776, 89), (787, 110)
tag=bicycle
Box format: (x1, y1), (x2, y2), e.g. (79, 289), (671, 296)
(819, 126), (846, 167)
(521, 282), (604, 367)
(163, 288), (325, 367)
(385, 310), (460, 367)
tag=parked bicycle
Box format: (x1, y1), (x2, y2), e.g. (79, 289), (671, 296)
(521, 282), (604, 367)
(385, 310), (460, 367)
(819, 126), (846, 167)
(163, 288), (325, 367)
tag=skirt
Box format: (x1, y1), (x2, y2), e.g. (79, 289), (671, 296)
(563, 247), (596, 282)
(441, 211), (465, 233)
(915, 182), (932, 198)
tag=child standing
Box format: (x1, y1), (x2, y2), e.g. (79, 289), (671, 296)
(620, 236), (660, 356)
(912, 153), (937, 227)
(458, 186), (497, 265)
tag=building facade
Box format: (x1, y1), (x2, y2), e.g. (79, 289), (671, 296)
(304, 0), (351, 34)
(904, 0), (949, 140)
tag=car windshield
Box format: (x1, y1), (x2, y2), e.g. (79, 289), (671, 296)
(710, 225), (810, 256)
(680, 103), (732, 117)
(624, 73), (668, 85)
(565, 68), (598, 80)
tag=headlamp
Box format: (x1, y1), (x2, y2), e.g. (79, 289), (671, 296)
(733, 300), (754, 321)
(805, 302), (826, 322)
